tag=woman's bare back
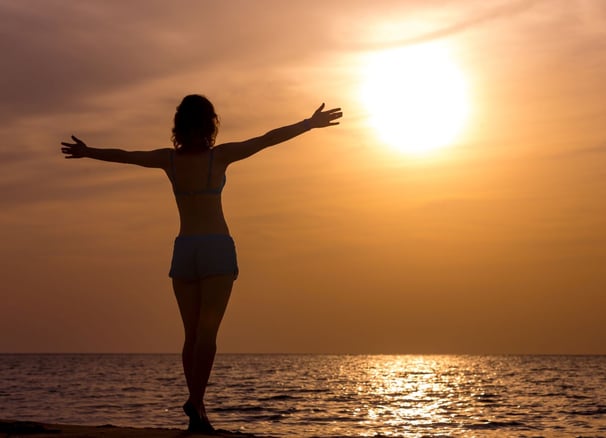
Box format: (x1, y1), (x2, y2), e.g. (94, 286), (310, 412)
(167, 148), (230, 236)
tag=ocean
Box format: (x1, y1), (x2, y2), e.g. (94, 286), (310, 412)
(1, 354), (605, 437)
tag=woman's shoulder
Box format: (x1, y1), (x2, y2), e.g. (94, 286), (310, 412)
(147, 147), (174, 158)
(210, 142), (245, 166)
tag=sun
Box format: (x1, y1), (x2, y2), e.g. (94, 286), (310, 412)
(360, 43), (470, 155)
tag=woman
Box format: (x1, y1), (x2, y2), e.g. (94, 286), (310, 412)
(60, 95), (342, 433)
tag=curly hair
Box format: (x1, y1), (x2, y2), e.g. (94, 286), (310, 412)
(171, 95), (219, 152)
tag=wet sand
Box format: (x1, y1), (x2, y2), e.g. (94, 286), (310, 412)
(0, 420), (268, 438)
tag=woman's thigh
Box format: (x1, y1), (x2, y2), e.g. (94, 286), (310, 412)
(173, 275), (235, 341)
(196, 275), (235, 340)
(173, 278), (202, 339)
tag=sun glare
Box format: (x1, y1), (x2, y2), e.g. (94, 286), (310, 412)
(360, 43), (470, 155)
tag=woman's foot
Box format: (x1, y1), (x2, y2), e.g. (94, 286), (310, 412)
(183, 400), (199, 421)
(183, 400), (216, 435)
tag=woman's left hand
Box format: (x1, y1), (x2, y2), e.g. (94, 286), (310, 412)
(61, 135), (89, 158)
(308, 103), (342, 129)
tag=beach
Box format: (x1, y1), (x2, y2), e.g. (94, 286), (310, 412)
(0, 420), (264, 438)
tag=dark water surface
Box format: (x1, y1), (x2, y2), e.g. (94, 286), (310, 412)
(1, 354), (605, 437)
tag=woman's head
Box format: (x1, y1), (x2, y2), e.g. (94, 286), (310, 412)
(172, 94), (219, 152)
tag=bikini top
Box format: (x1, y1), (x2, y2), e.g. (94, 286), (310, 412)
(169, 149), (226, 196)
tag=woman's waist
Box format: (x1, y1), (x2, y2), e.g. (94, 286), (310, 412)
(178, 218), (230, 236)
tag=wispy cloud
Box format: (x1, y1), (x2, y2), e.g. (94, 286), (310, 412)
(357, 0), (544, 50)
(0, 6), (252, 124)
(548, 143), (606, 159)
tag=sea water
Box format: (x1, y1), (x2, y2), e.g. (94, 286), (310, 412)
(1, 354), (605, 437)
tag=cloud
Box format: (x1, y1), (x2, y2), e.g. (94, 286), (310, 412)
(347, 0), (544, 50)
(0, 2), (211, 123)
(548, 143), (606, 160)
(0, 1), (344, 127)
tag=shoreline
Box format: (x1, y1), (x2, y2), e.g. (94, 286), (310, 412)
(0, 420), (267, 438)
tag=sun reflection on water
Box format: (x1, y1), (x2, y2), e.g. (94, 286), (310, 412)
(339, 355), (514, 436)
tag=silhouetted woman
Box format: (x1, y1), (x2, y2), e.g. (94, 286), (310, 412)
(60, 95), (342, 433)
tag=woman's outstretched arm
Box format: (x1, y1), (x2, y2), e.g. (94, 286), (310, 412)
(215, 103), (342, 165)
(60, 136), (171, 169)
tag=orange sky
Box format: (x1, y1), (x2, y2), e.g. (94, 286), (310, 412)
(1, 0), (605, 354)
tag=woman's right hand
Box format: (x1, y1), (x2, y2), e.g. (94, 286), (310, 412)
(61, 135), (89, 158)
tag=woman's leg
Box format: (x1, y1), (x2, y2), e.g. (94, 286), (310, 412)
(190, 275), (234, 418)
(173, 278), (201, 402)
(173, 275), (234, 421)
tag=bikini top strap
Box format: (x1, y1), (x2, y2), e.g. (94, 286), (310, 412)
(206, 149), (214, 189)
(169, 149), (177, 182)
(170, 148), (223, 195)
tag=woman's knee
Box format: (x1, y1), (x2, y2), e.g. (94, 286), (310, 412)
(195, 325), (217, 351)
(193, 331), (217, 354)
(183, 335), (196, 352)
